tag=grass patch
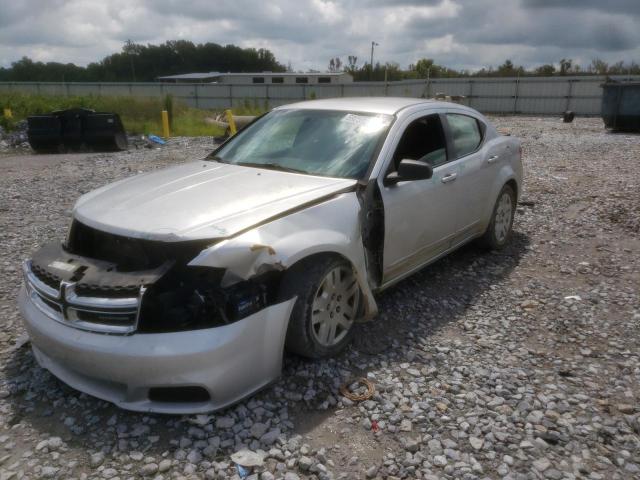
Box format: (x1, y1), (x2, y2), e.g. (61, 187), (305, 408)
(0, 92), (267, 137)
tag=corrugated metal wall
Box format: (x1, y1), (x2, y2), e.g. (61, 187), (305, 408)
(2, 76), (639, 115)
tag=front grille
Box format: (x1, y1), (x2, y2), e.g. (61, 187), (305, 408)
(23, 260), (143, 335)
(75, 284), (140, 298)
(31, 263), (61, 290)
(27, 225), (220, 334)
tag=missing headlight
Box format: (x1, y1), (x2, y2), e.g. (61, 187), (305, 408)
(137, 266), (281, 333)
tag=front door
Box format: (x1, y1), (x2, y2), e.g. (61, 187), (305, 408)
(379, 113), (459, 284)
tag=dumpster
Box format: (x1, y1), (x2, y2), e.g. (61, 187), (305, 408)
(83, 113), (128, 151)
(27, 108), (128, 152)
(26, 115), (62, 152)
(58, 108), (86, 150)
(601, 81), (640, 132)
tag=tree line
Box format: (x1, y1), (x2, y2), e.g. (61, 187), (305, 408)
(0, 40), (286, 82)
(332, 57), (640, 82)
(1, 40), (637, 83)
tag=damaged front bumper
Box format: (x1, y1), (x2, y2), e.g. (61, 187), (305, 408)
(17, 189), (378, 413)
(19, 237), (297, 414)
(19, 285), (295, 414)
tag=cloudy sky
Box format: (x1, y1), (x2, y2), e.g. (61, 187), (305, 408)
(1, 0), (639, 71)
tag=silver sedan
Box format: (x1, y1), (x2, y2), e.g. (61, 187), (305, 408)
(19, 97), (522, 413)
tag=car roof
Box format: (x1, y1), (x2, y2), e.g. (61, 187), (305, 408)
(276, 97), (460, 115)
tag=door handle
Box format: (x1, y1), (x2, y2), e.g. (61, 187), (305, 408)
(487, 155), (499, 164)
(441, 173), (457, 183)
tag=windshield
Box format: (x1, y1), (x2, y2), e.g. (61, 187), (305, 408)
(211, 109), (393, 179)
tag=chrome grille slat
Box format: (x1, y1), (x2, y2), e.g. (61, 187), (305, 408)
(23, 261), (60, 299)
(22, 260), (144, 335)
(65, 285), (139, 310)
(27, 289), (64, 321)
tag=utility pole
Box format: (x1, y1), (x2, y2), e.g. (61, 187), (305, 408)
(370, 41), (379, 81)
(125, 39), (137, 82)
(130, 55), (136, 82)
(425, 67), (431, 98)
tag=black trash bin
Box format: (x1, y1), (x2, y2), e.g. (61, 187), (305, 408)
(84, 113), (128, 151)
(27, 108), (128, 152)
(602, 81), (640, 132)
(27, 115), (63, 152)
(57, 108), (90, 150)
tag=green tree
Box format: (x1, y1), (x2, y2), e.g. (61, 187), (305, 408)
(559, 58), (573, 75)
(589, 58), (608, 74)
(0, 41), (286, 82)
(328, 57), (342, 72)
(413, 58), (435, 78)
(535, 64), (556, 75)
(496, 59), (524, 77)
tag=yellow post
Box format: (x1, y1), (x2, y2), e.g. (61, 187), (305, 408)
(3, 108), (12, 119)
(161, 110), (170, 139)
(225, 109), (237, 136)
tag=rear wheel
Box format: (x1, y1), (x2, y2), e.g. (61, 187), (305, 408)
(478, 184), (516, 250)
(279, 256), (360, 358)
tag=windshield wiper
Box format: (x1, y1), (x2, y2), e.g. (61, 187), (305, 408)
(235, 162), (307, 174)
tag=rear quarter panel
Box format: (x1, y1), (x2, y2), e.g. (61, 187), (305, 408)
(481, 134), (523, 227)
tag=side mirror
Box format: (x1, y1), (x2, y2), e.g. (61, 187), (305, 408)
(384, 159), (433, 186)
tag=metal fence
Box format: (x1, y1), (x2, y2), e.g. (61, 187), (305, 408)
(2, 75), (639, 115)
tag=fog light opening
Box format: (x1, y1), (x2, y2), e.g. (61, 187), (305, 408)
(148, 386), (210, 403)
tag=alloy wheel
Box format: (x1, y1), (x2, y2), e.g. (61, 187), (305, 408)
(310, 266), (360, 347)
(494, 192), (513, 243)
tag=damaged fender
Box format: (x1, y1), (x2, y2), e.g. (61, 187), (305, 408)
(189, 192), (378, 319)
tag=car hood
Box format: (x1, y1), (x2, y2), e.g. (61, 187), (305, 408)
(73, 161), (357, 241)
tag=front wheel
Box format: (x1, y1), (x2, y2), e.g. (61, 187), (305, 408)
(279, 256), (361, 359)
(478, 184), (516, 250)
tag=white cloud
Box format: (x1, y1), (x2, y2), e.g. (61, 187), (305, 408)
(0, 0), (638, 71)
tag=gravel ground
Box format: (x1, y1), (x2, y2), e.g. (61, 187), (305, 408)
(0, 117), (639, 480)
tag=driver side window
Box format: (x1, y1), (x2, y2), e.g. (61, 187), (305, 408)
(391, 114), (448, 171)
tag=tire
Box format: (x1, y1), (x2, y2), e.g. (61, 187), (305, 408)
(478, 184), (516, 250)
(279, 256), (361, 359)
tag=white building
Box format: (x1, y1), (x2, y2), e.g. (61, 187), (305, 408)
(157, 72), (353, 84)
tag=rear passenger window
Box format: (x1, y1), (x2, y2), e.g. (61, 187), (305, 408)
(446, 114), (482, 158)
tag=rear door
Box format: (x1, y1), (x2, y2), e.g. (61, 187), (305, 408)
(442, 112), (496, 244)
